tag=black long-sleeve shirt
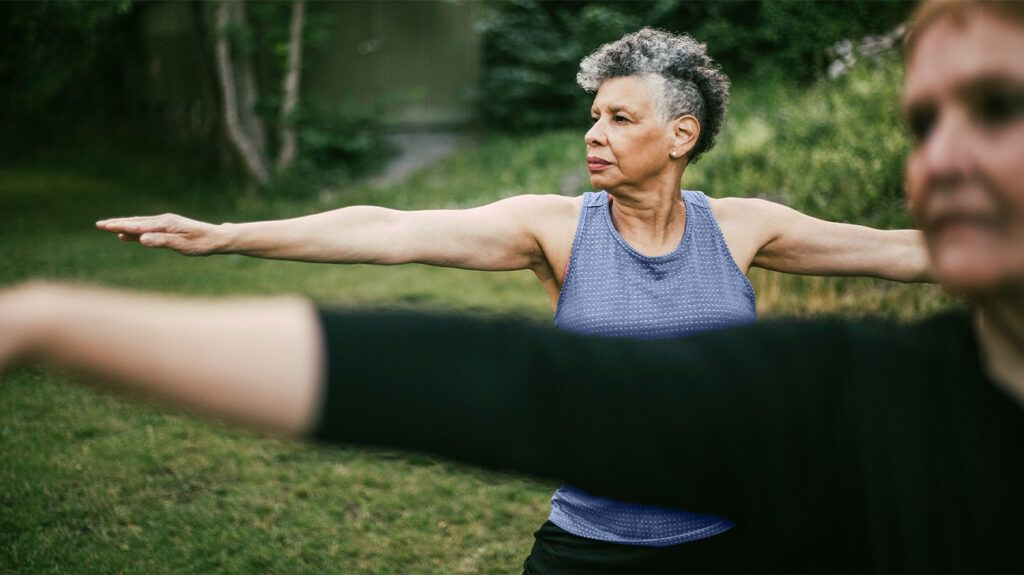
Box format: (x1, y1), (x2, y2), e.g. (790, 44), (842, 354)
(314, 309), (1024, 572)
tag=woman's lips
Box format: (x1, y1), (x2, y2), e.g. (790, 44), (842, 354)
(587, 156), (612, 172)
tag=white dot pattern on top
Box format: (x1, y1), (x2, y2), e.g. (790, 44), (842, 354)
(549, 190), (756, 547)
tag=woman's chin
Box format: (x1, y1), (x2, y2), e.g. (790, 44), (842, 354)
(934, 254), (1024, 298)
(588, 172), (616, 190)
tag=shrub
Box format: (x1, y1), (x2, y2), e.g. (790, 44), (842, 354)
(686, 54), (912, 228)
(476, 0), (912, 132)
(477, 1), (643, 131)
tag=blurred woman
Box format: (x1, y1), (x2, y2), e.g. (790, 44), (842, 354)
(97, 28), (928, 573)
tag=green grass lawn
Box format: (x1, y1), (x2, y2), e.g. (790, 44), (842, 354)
(0, 123), (951, 573)
(0, 149), (557, 574)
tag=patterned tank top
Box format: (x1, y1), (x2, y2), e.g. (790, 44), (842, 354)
(550, 190), (757, 546)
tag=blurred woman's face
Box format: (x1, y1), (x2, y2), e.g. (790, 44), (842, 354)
(904, 11), (1024, 297)
(585, 76), (676, 192)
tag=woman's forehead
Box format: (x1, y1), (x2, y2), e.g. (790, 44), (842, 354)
(592, 76), (662, 111)
(905, 11), (1024, 108)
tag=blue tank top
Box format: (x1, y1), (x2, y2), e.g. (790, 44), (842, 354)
(550, 190), (757, 547)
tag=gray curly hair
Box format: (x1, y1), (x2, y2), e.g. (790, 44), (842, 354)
(577, 28), (730, 163)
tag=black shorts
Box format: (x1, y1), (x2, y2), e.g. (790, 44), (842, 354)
(522, 520), (745, 574)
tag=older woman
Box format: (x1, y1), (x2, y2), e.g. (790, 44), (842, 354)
(97, 28), (928, 573)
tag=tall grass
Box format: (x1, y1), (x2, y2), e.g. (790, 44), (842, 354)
(0, 56), (951, 574)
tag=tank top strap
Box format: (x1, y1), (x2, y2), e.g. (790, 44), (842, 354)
(582, 190), (609, 208)
(569, 191), (609, 256)
(681, 189), (711, 211)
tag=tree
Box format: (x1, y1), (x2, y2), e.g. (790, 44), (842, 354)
(276, 0), (305, 170)
(213, 0), (306, 186)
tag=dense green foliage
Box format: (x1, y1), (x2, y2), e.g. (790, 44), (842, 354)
(477, 0), (911, 131)
(290, 103), (396, 180)
(0, 0), (391, 184)
(239, 3), (393, 177)
(2, 0), (913, 183)
(688, 54), (912, 229)
(0, 0), (133, 137)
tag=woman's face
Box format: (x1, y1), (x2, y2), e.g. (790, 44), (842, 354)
(904, 11), (1024, 297)
(585, 76), (677, 191)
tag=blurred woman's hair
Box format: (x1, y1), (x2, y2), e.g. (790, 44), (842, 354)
(907, 0), (1024, 54)
(577, 28), (729, 164)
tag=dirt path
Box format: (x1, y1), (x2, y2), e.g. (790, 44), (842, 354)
(370, 131), (475, 187)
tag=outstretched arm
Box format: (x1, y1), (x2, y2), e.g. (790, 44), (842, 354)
(0, 281), (844, 523)
(0, 282), (322, 435)
(96, 194), (575, 272)
(714, 198), (931, 282)
(2, 282), (1004, 570)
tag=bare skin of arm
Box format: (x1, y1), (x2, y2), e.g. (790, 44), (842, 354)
(711, 197), (931, 283)
(0, 282), (323, 436)
(97, 195), (580, 307)
(97, 192), (927, 318)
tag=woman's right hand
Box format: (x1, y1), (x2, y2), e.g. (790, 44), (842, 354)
(0, 280), (321, 434)
(96, 214), (226, 256)
(0, 282), (56, 370)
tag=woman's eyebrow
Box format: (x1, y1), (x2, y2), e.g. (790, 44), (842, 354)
(901, 73), (1024, 118)
(955, 73), (1024, 99)
(593, 101), (640, 115)
(606, 105), (638, 116)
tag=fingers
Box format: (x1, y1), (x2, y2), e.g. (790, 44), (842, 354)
(138, 232), (184, 250)
(96, 214), (185, 235)
(97, 214), (213, 255)
(97, 219), (164, 234)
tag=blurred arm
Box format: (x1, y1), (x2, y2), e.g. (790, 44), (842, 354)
(0, 282), (322, 435)
(96, 195), (570, 272)
(313, 307), (851, 526)
(0, 280), (862, 547)
(1, 280), (841, 517)
(733, 198), (931, 282)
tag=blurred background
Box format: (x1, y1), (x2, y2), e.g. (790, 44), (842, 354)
(1, 1), (950, 573)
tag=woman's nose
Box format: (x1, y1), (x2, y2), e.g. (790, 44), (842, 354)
(585, 119), (605, 146)
(920, 111), (971, 178)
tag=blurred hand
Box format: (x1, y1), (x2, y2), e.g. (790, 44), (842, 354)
(0, 282), (53, 371)
(0, 289), (20, 370)
(96, 214), (223, 256)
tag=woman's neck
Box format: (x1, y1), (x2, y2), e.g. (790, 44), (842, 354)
(975, 288), (1024, 406)
(607, 178), (686, 256)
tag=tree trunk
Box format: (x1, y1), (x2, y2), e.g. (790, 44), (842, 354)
(231, 0), (267, 160)
(276, 0), (305, 170)
(214, 0), (270, 185)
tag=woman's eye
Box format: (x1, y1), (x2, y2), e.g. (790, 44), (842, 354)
(590, 116), (599, 124)
(975, 89), (1024, 129)
(907, 107), (936, 143)
(614, 115), (628, 123)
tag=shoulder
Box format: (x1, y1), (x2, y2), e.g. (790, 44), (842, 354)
(799, 310), (975, 372)
(495, 193), (580, 212)
(490, 195), (582, 258)
(499, 195), (582, 275)
(708, 196), (803, 247)
(496, 194), (581, 225)
(707, 196), (791, 223)
(860, 309), (975, 355)
(705, 197), (792, 251)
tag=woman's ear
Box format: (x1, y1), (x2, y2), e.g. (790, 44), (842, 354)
(670, 115), (701, 160)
